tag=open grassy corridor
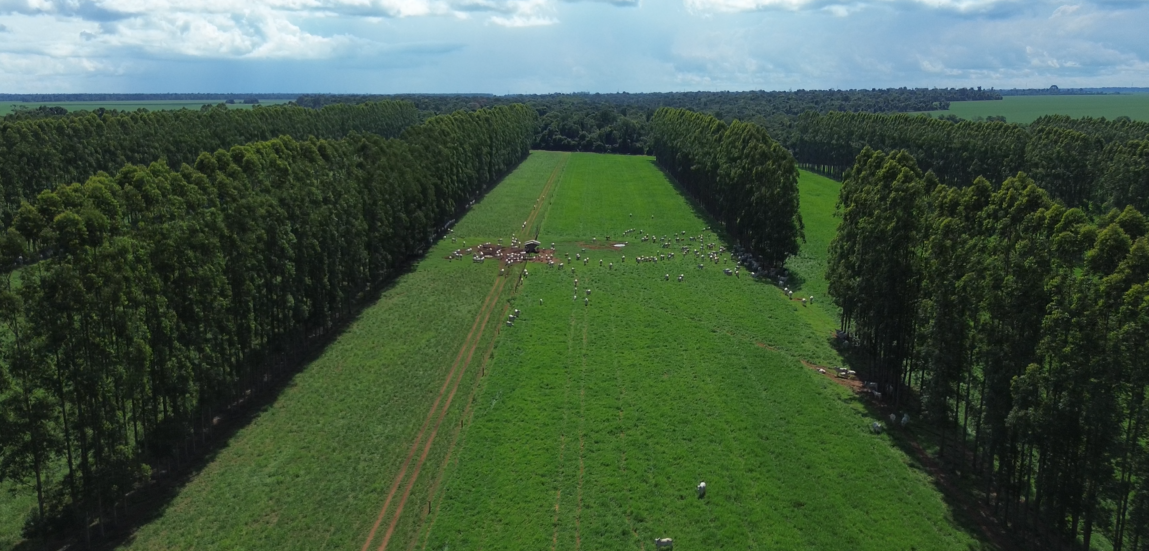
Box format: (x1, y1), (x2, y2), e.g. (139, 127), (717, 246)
(418, 154), (979, 550)
(106, 151), (980, 551)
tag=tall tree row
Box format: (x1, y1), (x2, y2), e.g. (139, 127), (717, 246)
(794, 111), (1149, 213)
(650, 107), (803, 267)
(829, 146), (1149, 550)
(0, 101), (420, 222)
(0, 104), (536, 542)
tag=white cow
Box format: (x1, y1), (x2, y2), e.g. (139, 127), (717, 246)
(654, 538), (673, 548)
(697, 481), (707, 498)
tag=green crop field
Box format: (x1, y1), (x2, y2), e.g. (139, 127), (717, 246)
(1, 99), (293, 115)
(919, 94), (1149, 123)
(2, 152), (983, 551)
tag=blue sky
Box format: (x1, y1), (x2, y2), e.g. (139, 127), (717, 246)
(0, 0), (1146, 92)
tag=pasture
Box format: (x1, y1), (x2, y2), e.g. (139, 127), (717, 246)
(919, 94), (1149, 123)
(2, 152), (981, 551)
(2, 99), (293, 115)
(415, 154), (979, 550)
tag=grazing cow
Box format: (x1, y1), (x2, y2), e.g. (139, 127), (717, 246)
(655, 538), (673, 548)
(665, 273), (670, 281)
(889, 413), (897, 424)
(609, 263), (613, 269)
(506, 320), (513, 327)
(540, 298), (543, 305)
(697, 481), (707, 498)
(586, 289), (592, 296)
(584, 297), (589, 306)
(678, 274), (684, 281)
(901, 414), (910, 428)
(871, 422), (883, 435)
(514, 309), (520, 316)
(818, 368), (826, 374)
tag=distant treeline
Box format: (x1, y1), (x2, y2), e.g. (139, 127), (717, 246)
(828, 146), (1149, 551)
(0, 93), (300, 102)
(650, 107), (802, 267)
(793, 112), (1149, 211)
(0, 104), (536, 543)
(0, 102), (419, 224)
(296, 88), (1002, 155)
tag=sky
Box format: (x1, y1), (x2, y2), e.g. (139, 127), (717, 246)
(0, 0), (1146, 93)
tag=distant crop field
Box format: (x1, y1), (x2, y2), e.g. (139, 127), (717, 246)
(1, 99), (293, 115)
(920, 94), (1149, 123)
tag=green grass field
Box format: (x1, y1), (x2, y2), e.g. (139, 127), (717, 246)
(919, 94), (1149, 123)
(2, 152), (982, 550)
(2, 99), (293, 115)
(418, 154), (978, 550)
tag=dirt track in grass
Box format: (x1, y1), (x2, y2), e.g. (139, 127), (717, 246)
(362, 153), (571, 551)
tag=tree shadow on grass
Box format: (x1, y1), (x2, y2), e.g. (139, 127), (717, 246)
(15, 261), (420, 551)
(647, 158), (810, 291)
(823, 337), (1009, 551)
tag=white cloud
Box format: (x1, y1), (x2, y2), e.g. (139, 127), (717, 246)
(683, 0), (1028, 14)
(0, 0), (1147, 93)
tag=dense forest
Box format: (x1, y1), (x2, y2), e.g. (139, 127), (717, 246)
(296, 88), (1001, 155)
(0, 94), (300, 102)
(794, 112), (1149, 212)
(829, 147), (1149, 550)
(650, 107), (802, 268)
(0, 102), (420, 223)
(0, 103), (536, 542)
